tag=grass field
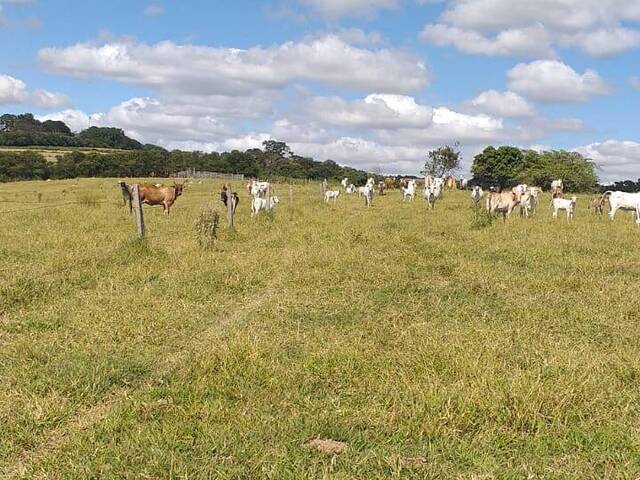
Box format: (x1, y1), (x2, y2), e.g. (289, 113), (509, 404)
(1, 178), (640, 479)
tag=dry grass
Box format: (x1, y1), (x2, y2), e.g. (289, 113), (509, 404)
(1, 178), (640, 479)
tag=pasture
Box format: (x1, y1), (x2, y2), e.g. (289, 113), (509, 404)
(1, 178), (640, 479)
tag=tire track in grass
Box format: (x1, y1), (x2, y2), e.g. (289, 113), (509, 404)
(3, 287), (278, 479)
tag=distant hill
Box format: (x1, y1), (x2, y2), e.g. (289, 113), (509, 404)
(0, 113), (145, 150)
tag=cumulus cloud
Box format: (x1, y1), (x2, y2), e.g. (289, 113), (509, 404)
(507, 60), (611, 103)
(420, 0), (640, 57)
(574, 140), (640, 182)
(38, 35), (427, 95)
(300, 0), (400, 19)
(469, 90), (535, 117)
(420, 24), (554, 58)
(0, 73), (68, 108)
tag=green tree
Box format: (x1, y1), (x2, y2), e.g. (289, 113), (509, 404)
(422, 144), (461, 177)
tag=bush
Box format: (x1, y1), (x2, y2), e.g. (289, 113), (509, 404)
(470, 203), (494, 230)
(194, 205), (220, 248)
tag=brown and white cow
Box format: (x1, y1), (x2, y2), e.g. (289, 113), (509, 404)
(138, 183), (185, 215)
(486, 191), (521, 221)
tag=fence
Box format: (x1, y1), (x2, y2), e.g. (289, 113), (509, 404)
(172, 169), (245, 181)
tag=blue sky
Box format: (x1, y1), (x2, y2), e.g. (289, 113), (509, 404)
(1, 0), (640, 181)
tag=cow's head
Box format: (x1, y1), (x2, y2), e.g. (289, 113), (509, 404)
(174, 183), (185, 197)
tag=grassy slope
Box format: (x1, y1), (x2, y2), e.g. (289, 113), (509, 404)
(1, 179), (640, 479)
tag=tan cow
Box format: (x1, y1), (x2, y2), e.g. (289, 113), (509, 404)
(486, 191), (521, 221)
(588, 195), (608, 215)
(138, 183), (185, 215)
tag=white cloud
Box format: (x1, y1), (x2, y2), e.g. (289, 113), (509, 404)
(300, 0), (400, 19)
(421, 0), (640, 57)
(507, 60), (610, 103)
(143, 4), (164, 16)
(574, 140), (640, 182)
(38, 35), (427, 95)
(30, 89), (70, 108)
(470, 90), (535, 117)
(0, 74), (27, 103)
(420, 23), (554, 58)
(36, 109), (98, 132)
(0, 73), (68, 108)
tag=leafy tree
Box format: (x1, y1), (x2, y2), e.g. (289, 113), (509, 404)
(422, 144), (461, 177)
(262, 140), (291, 158)
(471, 146), (525, 187)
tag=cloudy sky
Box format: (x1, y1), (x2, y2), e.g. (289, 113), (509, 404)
(1, 0), (640, 181)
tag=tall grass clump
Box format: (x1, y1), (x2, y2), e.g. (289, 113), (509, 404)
(194, 204), (220, 248)
(469, 203), (494, 230)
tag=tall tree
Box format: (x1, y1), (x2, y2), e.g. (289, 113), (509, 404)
(422, 144), (461, 177)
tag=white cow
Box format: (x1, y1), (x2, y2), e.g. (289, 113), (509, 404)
(341, 177), (348, 190)
(402, 180), (416, 202)
(551, 179), (563, 192)
(551, 196), (576, 220)
(602, 191), (640, 221)
(459, 178), (469, 189)
(248, 180), (271, 198)
(345, 184), (356, 194)
(423, 182), (442, 209)
(513, 184), (528, 196)
(433, 177), (446, 199)
(251, 196), (279, 217)
(362, 184), (374, 207)
(324, 190), (340, 203)
(471, 186), (484, 204)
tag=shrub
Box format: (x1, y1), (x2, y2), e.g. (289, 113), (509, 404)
(194, 204), (220, 248)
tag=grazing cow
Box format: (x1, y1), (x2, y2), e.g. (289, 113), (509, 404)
(423, 182), (442, 210)
(251, 196), (279, 217)
(341, 177), (348, 190)
(588, 195), (608, 215)
(601, 191), (640, 221)
(471, 185), (484, 204)
(324, 190), (340, 203)
(138, 183), (185, 215)
(249, 180), (271, 198)
(446, 176), (457, 190)
(552, 196), (577, 220)
(118, 181), (133, 213)
(346, 184), (356, 194)
(486, 191), (521, 221)
(402, 180), (416, 202)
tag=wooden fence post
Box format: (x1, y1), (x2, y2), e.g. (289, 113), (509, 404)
(226, 183), (234, 228)
(132, 184), (145, 238)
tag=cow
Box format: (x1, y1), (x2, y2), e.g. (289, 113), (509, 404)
(402, 180), (416, 202)
(601, 191), (640, 221)
(446, 176), (457, 190)
(471, 185), (484, 204)
(251, 196), (279, 217)
(248, 180), (271, 198)
(324, 190), (340, 203)
(552, 196), (577, 220)
(118, 181), (133, 214)
(341, 177), (348, 190)
(551, 179), (563, 193)
(138, 183), (185, 215)
(459, 178), (469, 190)
(588, 195), (608, 215)
(362, 184), (374, 207)
(384, 177), (396, 190)
(346, 184), (356, 194)
(220, 186), (240, 213)
(423, 182), (442, 210)
(424, 175), (434, 189)
(486, 191), (521, 221)
(513, 184), (528, 196)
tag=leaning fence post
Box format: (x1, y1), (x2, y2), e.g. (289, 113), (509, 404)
(132, 184), (145, 238)
(226, 183), (235, 228)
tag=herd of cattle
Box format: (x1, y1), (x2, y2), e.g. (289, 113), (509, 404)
(118, 178), (640, 225)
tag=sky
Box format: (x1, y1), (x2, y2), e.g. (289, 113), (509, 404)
(1, 0), (640, 182)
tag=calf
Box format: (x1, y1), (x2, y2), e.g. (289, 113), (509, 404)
(324, 190), (340, 203)
(118, 181), (133, 214)
(588, 195), (607, 215)
(402, 180), (416, 202)
(552, 196), (577, 220)
(362, 184), (374, 207)
(470, 185), (484, 204)
(138, 183), (184, 215)
(251, 196), (279, 217)
(423, 183), (442, 209)
(249, 180), (271, 198)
